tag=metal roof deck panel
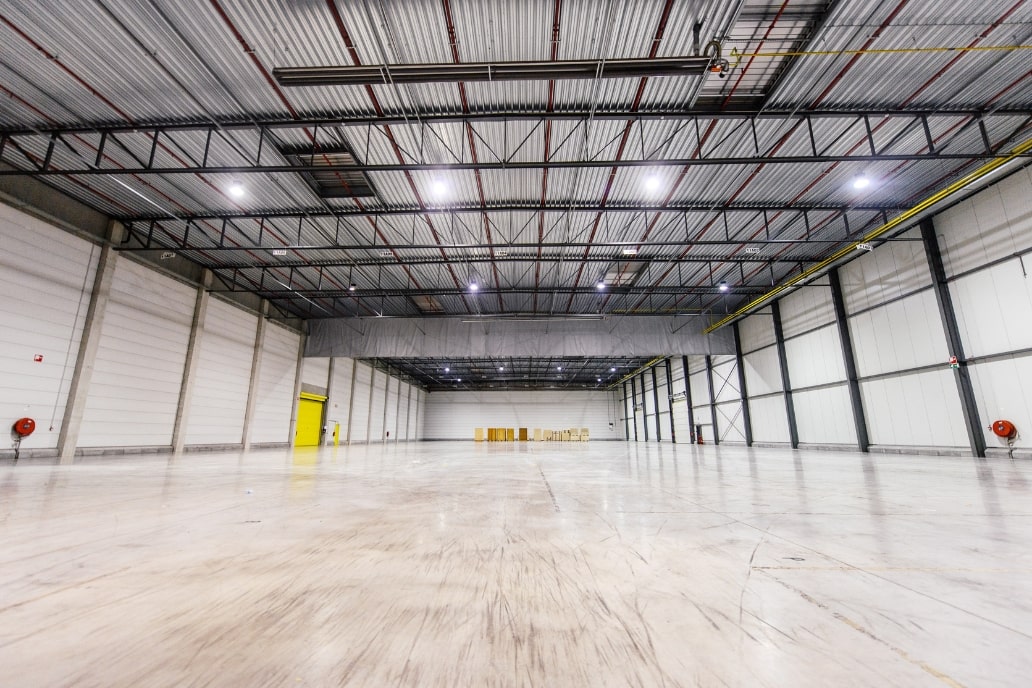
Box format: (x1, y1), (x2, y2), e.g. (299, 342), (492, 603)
(456, 0), (554, 58)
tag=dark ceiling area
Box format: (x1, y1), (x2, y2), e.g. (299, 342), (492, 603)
(370, 355), (657, 391)
(1, 0), (1030, 389)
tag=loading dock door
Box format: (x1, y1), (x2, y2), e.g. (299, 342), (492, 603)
(671, 397), (692, 444)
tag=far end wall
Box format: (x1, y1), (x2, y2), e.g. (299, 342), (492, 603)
(423, 390), (624, 440)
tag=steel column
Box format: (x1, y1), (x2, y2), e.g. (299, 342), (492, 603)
(640, 373), (650, 441)
(705, 355), (719, 446)
(623, 381), (632, 440)
(651, 366), (662, 442)
(732, 324), (753, 446)
(920, 218), (986, 457)
(630, 377), (640, 441)
(664, 359), (676, 442)
(241, 300), (269, 451)
(771, 301), (800, 448)
(682, 355), (696, 443)
(829, 268), (870, 452)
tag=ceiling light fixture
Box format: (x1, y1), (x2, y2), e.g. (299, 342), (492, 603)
(469, 281), (478, 292)
(432, 179), (448, 196)
(622, 248), (638, 256)
(852, 176), (871, 190)
(610, 367), (616, 372)
(557, 366), (562, 371)
(718, 281), (729, 292)
(499, 366), (504, 371)
(444, 367), (450, 372)
(348, 283), (357, 291)
(645, 175), (661, 192)
(596, 280), (606, 290)
(228, 180), (245, 198)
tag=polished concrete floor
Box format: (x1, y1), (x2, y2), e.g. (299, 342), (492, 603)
(1, 441), (1030, 687)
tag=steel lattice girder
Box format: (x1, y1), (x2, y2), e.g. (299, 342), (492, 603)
(118, 201), (901, 223)
(0, 108), (1022, 137)
(1, 109), (1028, 177)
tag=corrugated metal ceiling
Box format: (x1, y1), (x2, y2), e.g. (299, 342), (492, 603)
(0, 0), (1029, 326)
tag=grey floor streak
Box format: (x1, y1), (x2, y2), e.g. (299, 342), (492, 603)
(1, 442), (1030, 687)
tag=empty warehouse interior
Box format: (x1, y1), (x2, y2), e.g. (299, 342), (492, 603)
(1, 0), (1031, 685)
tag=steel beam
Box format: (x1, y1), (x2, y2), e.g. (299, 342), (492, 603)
(664, 360), (677, 442)
(920, 218), (986, 457)
(121, 201), (901, 222)
(705, 355), (719, 445)
(5, 151), (1024, 177)
(829, 268), (870, 452)
(630, 376), (640, 442)
(2, 108), (1021, 137)
(732, 323), (753, 446)
(219, 285), (779, 299)
(623, 381), (631, 441)
(640, 372), (650, 442)
(651, 366), (662, 442)
(682, 355), (696, 443)
(274, 56), (712, 87)
(771, 301), (799, 449)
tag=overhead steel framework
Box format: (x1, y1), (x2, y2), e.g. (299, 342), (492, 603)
(2, 109), (1028, 179)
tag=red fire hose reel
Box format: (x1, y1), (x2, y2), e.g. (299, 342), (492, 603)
(990, 419), (1017, 440)
(12, 417), (36, 437)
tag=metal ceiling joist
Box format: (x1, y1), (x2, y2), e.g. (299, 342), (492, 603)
(121, 229), (913, 254)
(5, 151), (1024, 177)
(1, 108), (1020, 137)
(272, 56), (713, 87)
(189, 253), (817, 270)
(221, 285), (785, 299)
(121, 201), (900, 222)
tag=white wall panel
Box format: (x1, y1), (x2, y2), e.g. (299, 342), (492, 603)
(793, 384), (857, 446)
(779, 283), (835, 338)
(248, 323), (300, 445)
(642, 373), (657, 440)
(633, 381), (647, 441)
(183, 297), (257, 446)
(301, 357), (330, 388)
(861, 370), (968, 448)
(970, 357), (1032, 450)
(417, 389), (428, 439)
(688, 370), (709, 408)
(738, 307), (776, 353)
(385, 377), (400, 441)
(79, 258), (194, 448)
(423, 390), (619, 440)
(839, 227), (932, 312)
(936, 166), (1032, 277)
(369, 369), (386, 442)
(785, 325), (846, 389)
(748, 395), (791, 444)
(326, 357), (355, 437)
(656, 363), (671, 441)
(349, 363), (372, 442)
(848, 289), (948, 377)
(711, 356), (740, 403)
(0, 204), (97, 452)
(715, 400), (746, 443)
(950, 259), (1032, 358)
(743, 346), (783, 397)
